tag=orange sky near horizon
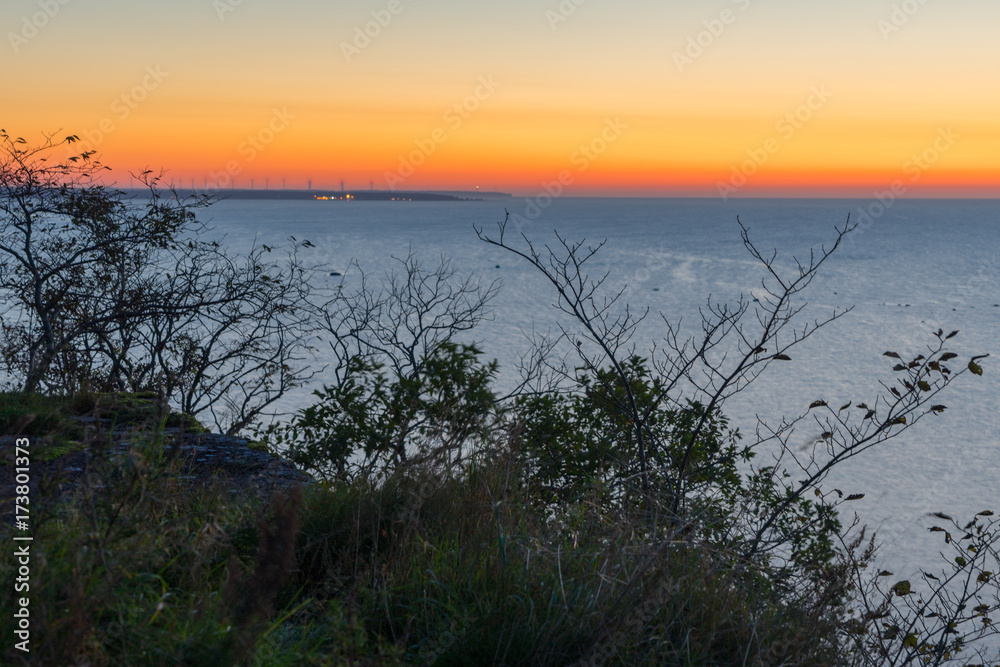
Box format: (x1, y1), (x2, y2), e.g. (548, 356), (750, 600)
(3, 0), (999, 197)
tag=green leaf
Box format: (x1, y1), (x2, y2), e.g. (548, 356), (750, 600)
(892, 580), (912, 596)
(939, 353), (958, 361)
(955, 556), (967, 567)
(917, 381), (931, 391)
(883, 351), (901, 359)
(845, 493), (865, 501)
(903, 633), (918, 648)
(946, 330), (959, 339)
(968, 360), (984, 376)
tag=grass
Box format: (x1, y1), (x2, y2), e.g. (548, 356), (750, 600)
(0, 391), (205, 462)
(0, 391), (87, 443)
(1, 412), (850, 666)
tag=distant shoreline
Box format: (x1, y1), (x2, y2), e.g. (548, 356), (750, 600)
(121, 188), (513, 202)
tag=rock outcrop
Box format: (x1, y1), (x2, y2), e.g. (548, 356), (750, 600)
(1, 429), (312, 507)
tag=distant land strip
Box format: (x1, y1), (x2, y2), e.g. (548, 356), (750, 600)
(122, 188), (513, 202)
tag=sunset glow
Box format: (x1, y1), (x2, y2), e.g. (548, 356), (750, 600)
(4, 0), (999, 196)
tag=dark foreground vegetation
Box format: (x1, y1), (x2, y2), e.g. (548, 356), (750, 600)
(1, 131), (998, 665)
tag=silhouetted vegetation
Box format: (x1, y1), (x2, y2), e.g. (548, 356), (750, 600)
(0, 130), (319, 433)
(2, 134), (997, 665)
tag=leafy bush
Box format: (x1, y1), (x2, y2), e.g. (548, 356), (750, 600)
(512, 356), (748, 516)
(260, 213), (997, 664)
(267, 341), (499, 482)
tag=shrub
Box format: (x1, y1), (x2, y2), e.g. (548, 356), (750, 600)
(0, 131), (320, 434)
(267, 341), (499, 482)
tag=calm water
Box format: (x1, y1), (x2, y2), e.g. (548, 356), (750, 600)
(205, 196), (999, 576)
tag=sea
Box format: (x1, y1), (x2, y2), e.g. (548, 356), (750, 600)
(206, 196), (999, 582)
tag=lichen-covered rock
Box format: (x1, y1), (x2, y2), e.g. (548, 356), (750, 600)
(0, 430), (312, 507)
(156, 431), (313, 497)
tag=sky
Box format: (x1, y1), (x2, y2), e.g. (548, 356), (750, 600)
(3, 0), (999, 197)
